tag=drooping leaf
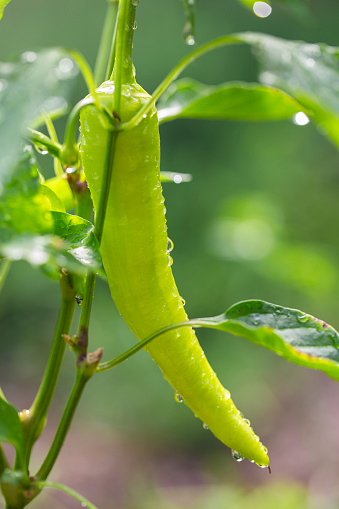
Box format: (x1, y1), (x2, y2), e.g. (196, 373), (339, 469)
(241, 33), (339, 146)
(0, 398), (24, 460)
(0, 48), (78, 184)
(0, 0), (12, 19)
(158, 79), (301, 123)
(180, 0), (196, 46)
(190, 300), (339, 381)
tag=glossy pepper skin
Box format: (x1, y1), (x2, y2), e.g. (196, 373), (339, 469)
(80, 80), (269, 467)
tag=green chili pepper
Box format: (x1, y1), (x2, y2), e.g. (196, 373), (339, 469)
(80, 80), (269, 467)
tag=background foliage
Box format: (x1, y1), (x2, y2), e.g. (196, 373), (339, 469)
(1, 0), (339, 507)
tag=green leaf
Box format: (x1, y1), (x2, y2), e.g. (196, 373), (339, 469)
(0, 146), (53, 234)
(191, 300), (339, 381)
(0, 0), (12, 19)
(0, 48), (78, 185)
(0, 398), (23, 460)
(157, 79), (301, 123)
(0, 147), (102, 283)
(51, 212), (103, 276)
(180, 0), (196, 46)
(242, 33), (339, 146)
(125, 300), (339, 381)
(0, 215), (103, 283)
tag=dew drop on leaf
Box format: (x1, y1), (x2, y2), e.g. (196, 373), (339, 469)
(175, 393), (184, 403)
(167, 238), (174, 253)
(231, 450), (244, 462)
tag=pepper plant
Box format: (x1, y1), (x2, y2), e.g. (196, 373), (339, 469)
(0, 0), (339, 507)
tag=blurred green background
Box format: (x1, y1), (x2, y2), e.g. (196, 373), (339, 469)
(1, 0), (339, 507)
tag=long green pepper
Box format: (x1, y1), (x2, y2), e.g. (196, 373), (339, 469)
(80, 0), (269, 467)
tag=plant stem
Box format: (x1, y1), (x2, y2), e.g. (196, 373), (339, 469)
(35, 371), (88, 481)
(41, 110), (63, 177)
(94, 0), (119, 86)
(26, 129), (61, 159)
(23, 276), (76, 465)
(0, 259), (11, 295)
(97, 320), (192, 372)
(76, 131), (118, 338)
(35, 481), (99, 509)
(63, 98), (94, 157)
(121, 33), (244, 131)
(0, 445), (9, 475)
(112, 0), (136, 114)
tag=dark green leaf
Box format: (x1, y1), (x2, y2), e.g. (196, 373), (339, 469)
(180, 0), (196, 46)
(242, 33), (339, 146)
(0, 48), (78, 185)
(191, 300), (339, 381)
(0, 398), (23, 459)
(158, 79), (301, 123)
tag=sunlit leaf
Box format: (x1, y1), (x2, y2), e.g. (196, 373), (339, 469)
(190, 300), (339, 381)
(0, 48), (78, 184)
(51, 212), (103, 276)
(158, 79), (301, 123)
(242, 33), (339, 146)
(0, 0), (12, 19)
(0, 398), (23, 460)
(0, 148), (102, 283)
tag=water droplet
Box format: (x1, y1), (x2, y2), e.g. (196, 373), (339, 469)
(232, 450), (244, 462)
(36, 145), (48, 155)
(259, 71), (276, 85)
(185, 34), (195, 46)
(0, 79), (8, 92)
(253, 1), (272, 18)
(203, 423), (209, 430)
(180, 296), (186, 306)
(58, 57), (74, 74)
(175, 393), (184, 403)
(142, 113), (147, 119)
(167, 238), (174, 253)
(81, 503), (87, 508)
(76, 296), (83, 306)
(297, 313), (311, 323)
(131, 0), (139, 5)
(243, 418), (251, 426)
(258, 464), (269, 469)
(167, 255), (173, 267)
(305, 57), (315, 68)
(66, 166), (77, 175)
(174, 174), (183, 184)
(292, 112), (310, 126)
(21, 51), (37, 63)
(133, 21), (138, 30)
